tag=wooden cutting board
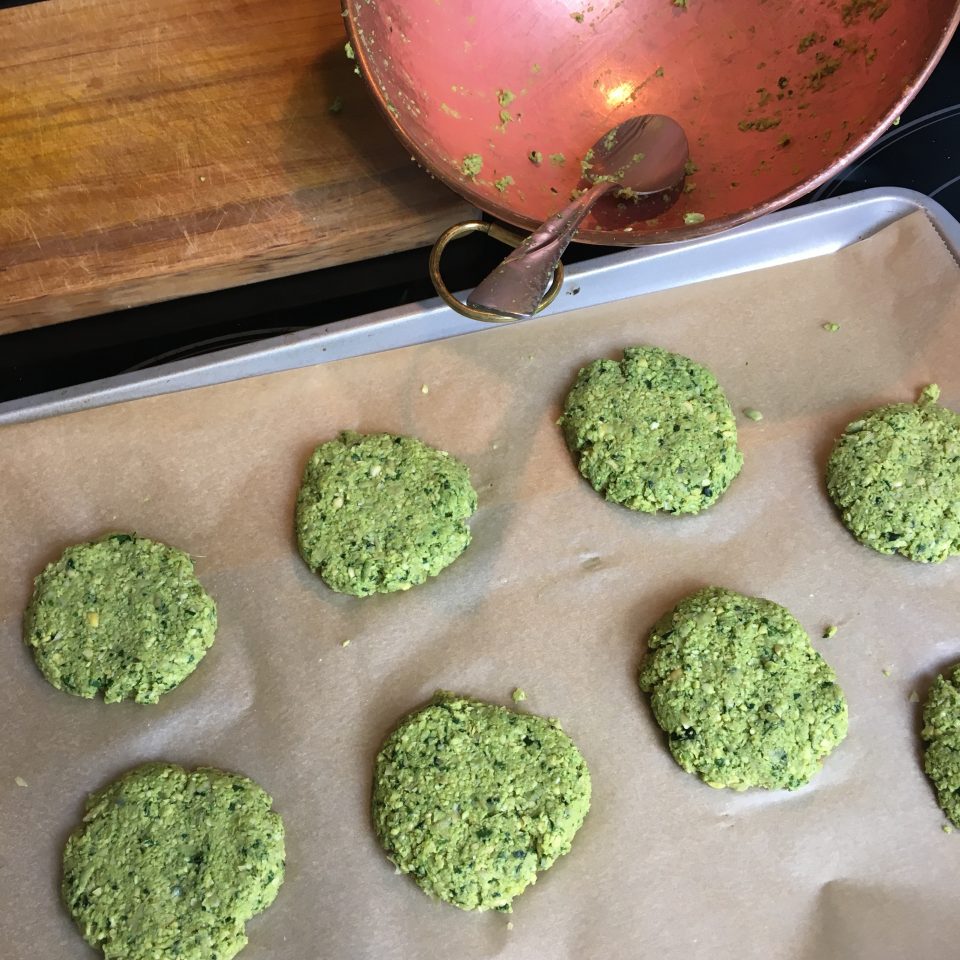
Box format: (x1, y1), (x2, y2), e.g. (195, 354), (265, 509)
(0, 0), (475, 335)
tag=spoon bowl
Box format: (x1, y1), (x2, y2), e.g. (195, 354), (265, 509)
(466, 114), (689, 319)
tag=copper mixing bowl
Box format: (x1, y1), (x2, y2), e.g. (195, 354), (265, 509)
(344, 0), (960, 244)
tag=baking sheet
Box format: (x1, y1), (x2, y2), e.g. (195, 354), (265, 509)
(2, 209), (959, 960)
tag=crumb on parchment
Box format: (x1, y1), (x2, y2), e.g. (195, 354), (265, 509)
(14, 776), (27, 787)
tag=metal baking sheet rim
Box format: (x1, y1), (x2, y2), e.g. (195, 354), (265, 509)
(2, 188), (958, 427)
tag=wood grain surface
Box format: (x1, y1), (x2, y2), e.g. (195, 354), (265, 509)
(0, 0), (475, 334)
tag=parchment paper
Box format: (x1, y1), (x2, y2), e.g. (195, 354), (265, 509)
(2, 211), (959, 960)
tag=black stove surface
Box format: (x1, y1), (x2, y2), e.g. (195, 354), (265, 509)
(2, 32), (958, 405)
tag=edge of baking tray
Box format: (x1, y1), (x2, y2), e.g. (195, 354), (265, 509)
(2, 187), (958, 427)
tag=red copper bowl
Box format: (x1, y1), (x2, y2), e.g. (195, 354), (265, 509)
(344, 0), (959, 244)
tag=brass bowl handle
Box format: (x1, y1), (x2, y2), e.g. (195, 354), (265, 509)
(428, 221), (564, 323)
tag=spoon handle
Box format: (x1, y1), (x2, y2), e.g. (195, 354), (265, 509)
(466, 180), (616, 320)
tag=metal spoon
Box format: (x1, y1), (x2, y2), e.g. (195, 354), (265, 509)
(466, 114), (689, 320)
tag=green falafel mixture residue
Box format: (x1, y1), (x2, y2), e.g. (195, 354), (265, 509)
(296, 431), (477, 596)
(24, 534), (217, 704)
(460, 153), (483, 178)
(639, 587), (848, 791)
(826, 384), (960, 563)
(559, 346), (743, 514)
(62, 763), (285, 960)
(372, 693), (591, 911)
